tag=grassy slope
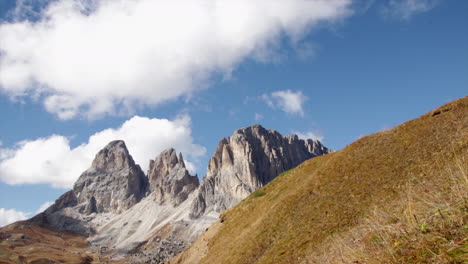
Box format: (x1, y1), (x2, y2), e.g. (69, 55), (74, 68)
(174, 97), (467, 264)
(0, 221), (118, 264)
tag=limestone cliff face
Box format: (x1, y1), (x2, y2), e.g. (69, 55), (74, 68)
(189, 124), (331, 219)
(147, 148), (199, 206)
(73, 140), (148, 214)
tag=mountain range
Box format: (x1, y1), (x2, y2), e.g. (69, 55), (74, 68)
(1, 124), (331, 263)
(0, 97), (466, 264)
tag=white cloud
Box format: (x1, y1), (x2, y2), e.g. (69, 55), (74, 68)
(382, 0), (441, 20)
(293, 130), (324, 142)
(0, 208), (28, 227)
(35, 201), (54, 214)
(0, 0), (352, 119)
(0, 201), (58, 227)
(254, 113), (263, 121)
(0, 115), (206, 188)
(262, 90), (307, 116)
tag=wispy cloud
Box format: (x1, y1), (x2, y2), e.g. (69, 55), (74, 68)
(262, 90), (307, 116)
(254, 113), (264, 121)
(381, 0), (441, 20)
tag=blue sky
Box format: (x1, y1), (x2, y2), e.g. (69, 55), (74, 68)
(0, 0), (467, 225)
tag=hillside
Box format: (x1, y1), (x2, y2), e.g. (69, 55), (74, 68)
(171, 97), (468, 264)
(0, 221), (119, 264)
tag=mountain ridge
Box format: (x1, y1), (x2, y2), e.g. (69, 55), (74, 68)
(190, 124), (330, 219)
(1, 124), (331, 264)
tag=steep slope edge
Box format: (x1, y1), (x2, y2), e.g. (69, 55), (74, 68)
(171, 97), (467, 264)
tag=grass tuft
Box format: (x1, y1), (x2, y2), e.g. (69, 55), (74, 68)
(251, 190), (266, 198)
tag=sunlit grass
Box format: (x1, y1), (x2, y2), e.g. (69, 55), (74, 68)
(190, 97), (467, 264)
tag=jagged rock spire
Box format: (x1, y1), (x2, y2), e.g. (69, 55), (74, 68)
(73, 140), (148, 214)
(147, 148), (199, 206)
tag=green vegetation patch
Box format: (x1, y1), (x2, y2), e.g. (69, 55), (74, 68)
(251, 190), (266, 198)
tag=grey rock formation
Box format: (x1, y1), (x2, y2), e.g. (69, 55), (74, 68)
(73, 140), (148, 214)
(189, 124), (331, 219)
(47, 190), (78, 214)
(80, 196), (97, 215)
(30, 190), (91, 234)
(32, 141), (148, 234)
(26, 124), (331, 262)
(147, 149), (199, 206)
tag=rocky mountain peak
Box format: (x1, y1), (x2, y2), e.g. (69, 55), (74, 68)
(148, 148), (199, 206)
(190, 124), (331, 219)
(88, 140), (134, 172)
(233, 123), (279, 137)
(72, 140), (147, 214)
(148, 148), (184, 179)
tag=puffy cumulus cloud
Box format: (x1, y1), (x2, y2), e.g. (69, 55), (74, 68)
(0, 208), (28, 227)
(0, 115), (206, 188)
(0, 0), (352, 119)
(292, 130), (324, 142)
(382, 0), (441, 20)
(262, 90), (307, 116)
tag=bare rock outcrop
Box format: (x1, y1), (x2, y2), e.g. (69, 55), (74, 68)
(147, 148), (199, 206)
(189, 124), (331, 219)
(32, 141), (148, 235)
(73, 140), (148, 214)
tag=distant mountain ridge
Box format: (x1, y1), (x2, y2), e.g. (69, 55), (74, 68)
(24, 124), (330, 263)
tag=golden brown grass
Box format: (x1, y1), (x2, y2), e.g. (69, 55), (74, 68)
(176, 97), (467, 264)
(0, 222), (117, 264)
(309, 156), (467, 264)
